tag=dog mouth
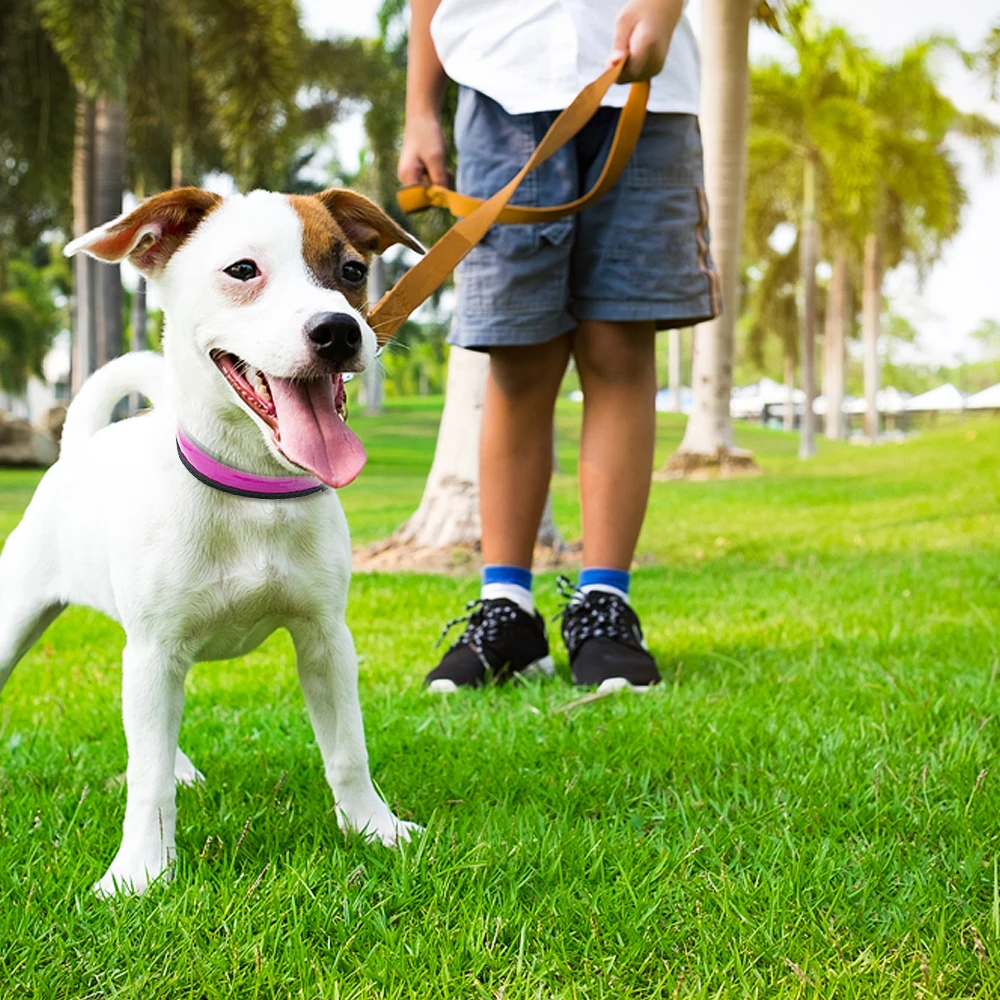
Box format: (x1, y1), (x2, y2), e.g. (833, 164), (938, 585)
(211, 350), (367, 489)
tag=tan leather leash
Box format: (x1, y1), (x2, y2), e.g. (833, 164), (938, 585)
(367, 60), (650, 345)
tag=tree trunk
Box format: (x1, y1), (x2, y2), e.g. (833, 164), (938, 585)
(662, 0), (757, 477)
(129, 277), (148, 415)
(171, 143), (184, 189)
(783, 352), (795, 430)
(667, 327), (682, 412)
(131, 279), (147, 353)
(798, 155), (819, 459)
(71, 90), (96, 396)
(365, 345), (566, 566)
(823, 250), (849, 440)
(93, 96), (126, 368)
(862, 232), (882, 442)
(363, 257), (385, 415)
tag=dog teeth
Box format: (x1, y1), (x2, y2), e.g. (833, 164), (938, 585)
(246, 368), (269, 398)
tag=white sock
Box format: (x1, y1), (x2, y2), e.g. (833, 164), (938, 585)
(580, 582), (629, 603)
(482, 582), (534, 615)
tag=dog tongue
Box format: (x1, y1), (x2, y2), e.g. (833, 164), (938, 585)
(267, 374), (366, 488)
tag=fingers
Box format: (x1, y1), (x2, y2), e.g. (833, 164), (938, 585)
(608, 2), (671, 83)
(397, 150), (427, 187)
(424, 150), (451, 188)
(398, 152), (452, 188)
(398, 117), (452, 188)
(618, 24), (667, 82)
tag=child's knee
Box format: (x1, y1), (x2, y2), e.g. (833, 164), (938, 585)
(574, 320), (655, 385)
(488, 339), (569, 398)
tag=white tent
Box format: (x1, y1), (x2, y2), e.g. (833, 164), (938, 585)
(730, 377), (803, 419)
(813, 393), (859, 416)
(844, 387), (911, 415)
(966, 383), (1000, 410)
(907, 383), (967, 412)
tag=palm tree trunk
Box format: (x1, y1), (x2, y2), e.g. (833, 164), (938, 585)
(93, 96), (126, 368)
(380, 345), (564, 560)
(128, 275), (148, 415)
(667, 328), (682, 412)
(171, 143), (184, 189)
(823, 250), (849, 440)
(798, 154), (819, 459)
(131, 280), (147, 354)
(863, 232), (882, 441)
(392, 346), (486, 549)
(662, 0), (757, 476)
(363, 258), (385, 415)
(783, 351), (795, 430)
(71, 89), (96, 396)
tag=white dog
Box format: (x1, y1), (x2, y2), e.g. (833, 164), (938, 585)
(0, 186), (424, 895)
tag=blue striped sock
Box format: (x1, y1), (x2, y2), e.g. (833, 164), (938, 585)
(481, 565), (534, 613)
(578, 567), (630, 600)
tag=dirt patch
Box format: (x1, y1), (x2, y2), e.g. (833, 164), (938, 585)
(352, 537), (582, 575)
(655, 446), (761, 482)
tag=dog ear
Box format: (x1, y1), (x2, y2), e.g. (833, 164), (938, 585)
(315, 189), (425, 257)
(64, 187), (223, 277)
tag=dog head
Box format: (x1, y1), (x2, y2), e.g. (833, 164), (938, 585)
(65, 187), (423, 488)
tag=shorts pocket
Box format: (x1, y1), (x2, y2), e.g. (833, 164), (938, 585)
(481, 218), (575, 259)
(625, 115), (704, 189)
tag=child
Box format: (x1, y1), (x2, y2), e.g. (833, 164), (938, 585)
(399, 0), (718, 691)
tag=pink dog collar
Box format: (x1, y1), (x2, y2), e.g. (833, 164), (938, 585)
(176, 427), (327, 500)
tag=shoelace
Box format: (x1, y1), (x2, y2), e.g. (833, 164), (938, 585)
(555, 575), (644, 655)
(435, 598), (525, 656)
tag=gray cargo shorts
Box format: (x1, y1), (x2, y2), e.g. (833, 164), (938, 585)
(449, 85), (721, 350)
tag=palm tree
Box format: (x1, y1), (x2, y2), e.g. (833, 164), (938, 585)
(0, 0), (75, 386)
(857, 41), (997, 440)
(35, 0), (321, 391)
(822, 246), (850, 439)
(974, 18), (1000, 99)
(744, 242), (800, 424)
(740, 10), (876, 457)
(660, 0), (785, 477)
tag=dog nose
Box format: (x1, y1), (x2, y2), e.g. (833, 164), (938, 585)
(304, 312), (362, 365)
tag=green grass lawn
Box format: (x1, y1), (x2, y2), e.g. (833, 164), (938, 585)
(1, 402), (999, 998)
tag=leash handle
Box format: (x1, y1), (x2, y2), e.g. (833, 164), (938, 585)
(368, 62), (650, 344)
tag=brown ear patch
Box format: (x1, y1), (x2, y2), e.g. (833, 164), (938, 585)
(289, 194), (348, 295)
(65, 187), (222, 276)
(315, 188), (425, 256)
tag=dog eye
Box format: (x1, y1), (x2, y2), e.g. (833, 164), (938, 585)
(223, 259), (259, 281)
(340, 261), (368, 285)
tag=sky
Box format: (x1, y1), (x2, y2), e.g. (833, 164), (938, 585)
(302, 0), (1000, 366)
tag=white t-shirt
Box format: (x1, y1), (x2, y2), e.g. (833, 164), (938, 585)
(429, 0), (700, 116)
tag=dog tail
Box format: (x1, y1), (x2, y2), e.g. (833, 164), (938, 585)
(60, 351), (166, 459)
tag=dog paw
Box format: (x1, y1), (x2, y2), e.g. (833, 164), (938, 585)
(93, 846), (175, 897)
(93, 863), (172, 898)
(174, 748), (205, 787)
(338, 801), (422, 848)
(374, 817), (423, 847)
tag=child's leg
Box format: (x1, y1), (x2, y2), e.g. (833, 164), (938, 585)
(479, 335), (571, 568)
(572, 319), (657, 570)
(423, 337), (567, 692)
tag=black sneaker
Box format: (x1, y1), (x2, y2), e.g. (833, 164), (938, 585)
(424, 598), (555, 692)
(557, 577), (661, 691)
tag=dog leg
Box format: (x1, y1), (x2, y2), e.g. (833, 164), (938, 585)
(96, 642), (189, 896)
(291, 622), (419, 847)
(174, 747), (205, 786)
(0, 520), (65, 693)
